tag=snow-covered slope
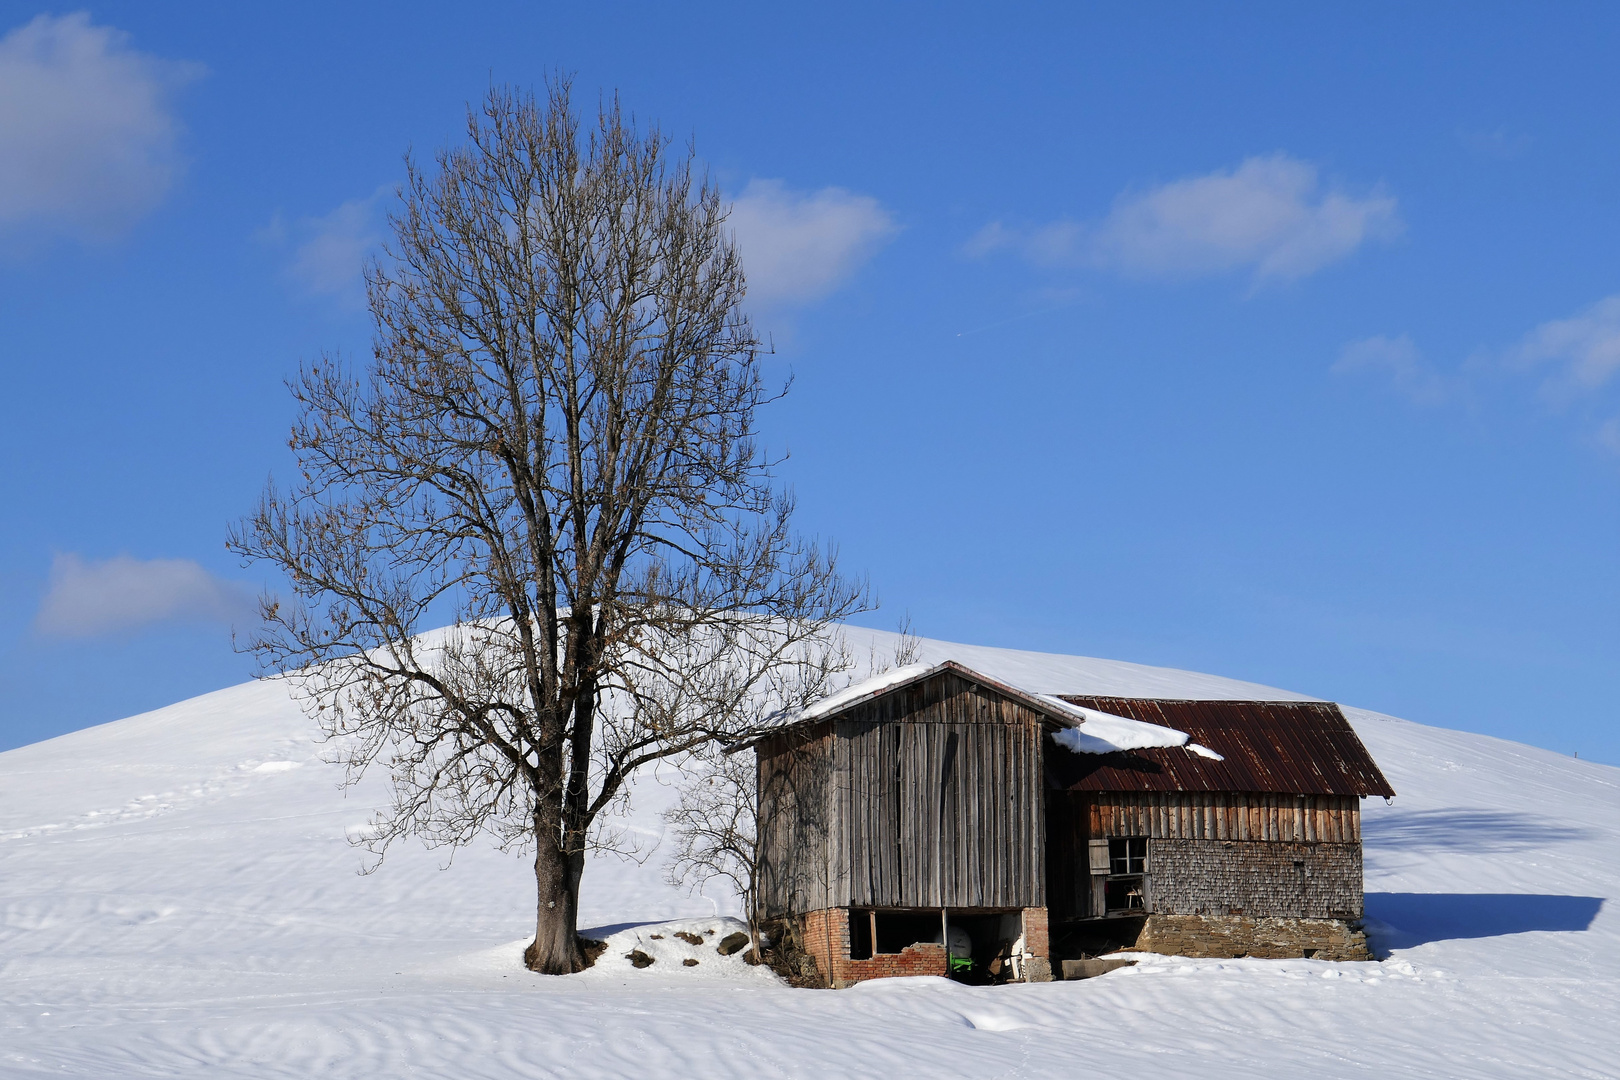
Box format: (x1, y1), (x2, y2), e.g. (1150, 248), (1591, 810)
(1, 627), (1615, 1078)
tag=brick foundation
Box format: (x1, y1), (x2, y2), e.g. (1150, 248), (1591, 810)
(1135, 913), (1369, 961)
(801, 907), (1053, 987)
(1018, 907), (1054, 982)
(804, 907), (947, 987)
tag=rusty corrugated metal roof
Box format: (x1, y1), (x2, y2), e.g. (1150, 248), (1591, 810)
(1050, 697), (1396, 798)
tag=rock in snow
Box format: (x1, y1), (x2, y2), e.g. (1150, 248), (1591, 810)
(1, 624), (1617, 1078)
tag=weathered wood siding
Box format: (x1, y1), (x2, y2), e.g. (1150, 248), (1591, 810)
(834, 672), (1045, 909)
(757, 671), (1046, 915)
(1086, 792), (1361, 843)
(757, 728), (835, 918)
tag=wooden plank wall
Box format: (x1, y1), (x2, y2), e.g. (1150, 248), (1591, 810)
(834, 672), (1045, 910)
(1087, 792), (1362, 843)
(756, 730), (835, 917)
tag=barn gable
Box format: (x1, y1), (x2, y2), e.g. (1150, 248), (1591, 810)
(756, 667), (1047, 918)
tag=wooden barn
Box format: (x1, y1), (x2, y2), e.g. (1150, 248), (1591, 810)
(750, 660), (1395, 987)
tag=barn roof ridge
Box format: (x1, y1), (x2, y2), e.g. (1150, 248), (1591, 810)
(788, 658), (1094, 729)
(777, 659), (1327, 731)
(729, 658), (1083, 751)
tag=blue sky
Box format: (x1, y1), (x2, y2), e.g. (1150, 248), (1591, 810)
(2, 3), (1618, 763)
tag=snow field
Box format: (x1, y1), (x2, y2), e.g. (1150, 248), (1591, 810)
(1, 627), (1616, 1078)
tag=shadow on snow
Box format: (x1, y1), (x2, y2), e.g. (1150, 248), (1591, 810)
(1365, 892), (1605, 949)
(579, 920), (670, 939)
(1363, 808), (1592, 853)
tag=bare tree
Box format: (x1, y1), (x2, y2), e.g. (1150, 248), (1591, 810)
(662, 748), (764, 954)
(663, 620), (921, 965)
(228, 80), (866, 974)
(867, 612), (922, 673)
(661, 634), (851, 959)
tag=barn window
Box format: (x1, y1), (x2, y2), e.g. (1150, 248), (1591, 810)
(1088, 838), (1150, 917)
(1104, 838), (1148, 913)
(1110, 837), (1147, 875)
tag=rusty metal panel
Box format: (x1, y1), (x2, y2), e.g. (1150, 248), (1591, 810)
(1049, 698), (1396, 798)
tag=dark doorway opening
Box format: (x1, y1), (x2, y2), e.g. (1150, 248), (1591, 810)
(1051, 914), (1147, 963)
(847, 909), (1027, 983)
(850, 909), (873, 960)
(944, 911), (1023, 985)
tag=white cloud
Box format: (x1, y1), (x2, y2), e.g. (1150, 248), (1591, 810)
(1506, 297), (1620, 453)
(1595, 417), (1620, 456)
(1508, 295), (1620, 398)
(1334, 334), (1455, 406)
(972, 154), (1400, 284)
(728, 179), (897, 308)
(263, 185), (392, 303)
(1332, 299), (1620, 455)
(0, 13), (199, 243)
(35, 554), (254, 639)
(1458, 126), (1532, 161)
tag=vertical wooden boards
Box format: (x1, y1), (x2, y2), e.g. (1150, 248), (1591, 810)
(1083, 792), (1361, 842)
(832, 673), (1044, 909)
(756, 729), (836, 916)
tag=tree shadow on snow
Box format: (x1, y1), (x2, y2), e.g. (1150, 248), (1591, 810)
(579, 920), (665, 939)
(580, 916), (742, 939)
(1365, 892), (1605, 950)
(1362, 808), (1591, 853)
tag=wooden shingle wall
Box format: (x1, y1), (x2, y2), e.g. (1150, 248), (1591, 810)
(1046, 790), (1366, 921)
(1150, 839), (1364, 919)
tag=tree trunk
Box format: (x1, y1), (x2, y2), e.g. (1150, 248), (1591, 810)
(746, 884), (760, 959)
(525, 828), (586, 974)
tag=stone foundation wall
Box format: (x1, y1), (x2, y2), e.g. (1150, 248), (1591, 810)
(1150, 839), (1363, 919)
(1136, 913), (1368, 961)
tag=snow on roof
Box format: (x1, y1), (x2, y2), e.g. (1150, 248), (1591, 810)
(795, 663), (935, 722)
(787, 658), (1224, 760)
(1040, 697), (1224, 758)
(1048, 699), (1180, 752)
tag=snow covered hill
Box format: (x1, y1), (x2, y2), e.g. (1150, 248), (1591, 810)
(1, 627), (1616, 1078)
